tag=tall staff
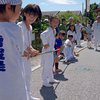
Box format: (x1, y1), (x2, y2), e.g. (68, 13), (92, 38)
(86, 0), (87, 26)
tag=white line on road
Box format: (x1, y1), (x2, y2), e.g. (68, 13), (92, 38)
(75, 41), (86, 48)
(31, 65), (41, 72)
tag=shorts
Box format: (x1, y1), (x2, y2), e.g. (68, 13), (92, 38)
(53, 51), (58, 58)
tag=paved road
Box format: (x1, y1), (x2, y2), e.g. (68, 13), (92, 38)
(30, 40), (100, 100)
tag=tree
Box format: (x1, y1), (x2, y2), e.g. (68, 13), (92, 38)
(83, 3), (99, 23)
(31, 16), (50, 51)
(58, 11), (82, 24)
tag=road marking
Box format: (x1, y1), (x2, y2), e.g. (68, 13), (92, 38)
(31, 41), (87, 72)
(31, 65), (41, 72)
(75, 41), (86, 48)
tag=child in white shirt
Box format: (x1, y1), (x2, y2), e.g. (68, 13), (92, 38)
(40, 15), (60, 88)
(17, 4), (42, 100)
(0, 0), (29, 100)
(75, 20), (83, 47)
(67, 24), (76, 58)
(63, 34), (73, 64)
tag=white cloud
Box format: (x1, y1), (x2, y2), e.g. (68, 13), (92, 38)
(47, 0), (77, 4)
(40, 3), (48, 6)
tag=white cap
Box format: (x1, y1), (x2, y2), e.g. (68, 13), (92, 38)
(0, 0), (22, 5)
(69, 17), (73, 20)
(97, 3), (100, 9)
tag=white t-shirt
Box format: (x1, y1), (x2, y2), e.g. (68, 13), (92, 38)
(17, 21), (32, 76)
(93, 21), (100, 39)
(75, 24), (83, 39)
(0, 22), (28, 100)
(64, 39), (72, 56)
(17, 21), (32, 51)
(64, 39), (72, 48)
(40, 27), (56, 67)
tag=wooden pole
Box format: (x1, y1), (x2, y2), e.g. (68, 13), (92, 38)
(22, 49), (60, 57)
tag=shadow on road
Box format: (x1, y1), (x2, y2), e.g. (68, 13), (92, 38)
(70, 58), (78, 63)
(40, 86), (57, 100)
(54, 65), (69, 81)
(96, 49), (100, 52)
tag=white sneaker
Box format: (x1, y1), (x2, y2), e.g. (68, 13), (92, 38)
(49, 79), (60, 84)
(31, 97), (40, 100)
(43, 83), (53, 88)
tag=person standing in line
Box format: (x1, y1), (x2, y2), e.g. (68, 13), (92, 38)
(40, 15), (60, 88)
(66, 17), (77, 45)
(0, 0), (29, 100)
(17, 4), (42, 100)
(67, 24), (76, 58)
(63, 34), (73, 64)
(59, 18), (67, 40)
(75, 20), (83, 47)
(93, 16), (100, 51)
(53, 30), (65, 73)
(86, 20), (92, 49)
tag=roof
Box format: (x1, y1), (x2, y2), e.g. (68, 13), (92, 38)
(42, 11), (60, 16)
(42, 10), (82, 16)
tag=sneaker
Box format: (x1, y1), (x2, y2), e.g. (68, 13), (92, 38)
(63, 61), (71, 64)
(59, 55), (64, 60)
(53, 71), (57, 75)
(43, 83), (53, 88)
(31, 97), (41, 100)
(55, 69), (62, 72)
(49, 79), (60, 84)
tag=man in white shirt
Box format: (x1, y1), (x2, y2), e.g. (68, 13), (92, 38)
(93, 16), (100, 51)
(75, 20), (83, 47)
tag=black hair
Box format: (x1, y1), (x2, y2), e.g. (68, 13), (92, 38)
(0, 4), (16, 13)
(62, 18), (66, 22)
(59, 30), (66, 37)
(21, 4), (42, 21)
(68, 34), (73, 38)
(68, 24), (75, 32)
(48, 14), (59, 22)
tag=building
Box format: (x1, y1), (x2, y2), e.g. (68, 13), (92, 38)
(42, 10), (82, 20)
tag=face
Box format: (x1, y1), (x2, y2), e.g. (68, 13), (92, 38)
(70, 19), (73, 23)
(97, 17), (100, 22)
(9, 4), (21, 22)
(24, 12), (38, 24)
(49, 18), (59, 29)
(70, 26), (74, 31)
(76, 21), (79, 25)
(68, 37), (73, 41)
(59, 35), (65, 40)
(62, 20), (66, 25)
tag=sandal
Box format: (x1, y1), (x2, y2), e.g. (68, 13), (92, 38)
(63, 61), (71, 64)
(55, 69), (62, 72)
(53, 71), (57, 75)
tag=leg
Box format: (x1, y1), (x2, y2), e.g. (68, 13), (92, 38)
(94, 39), (98, 50)
(77, 38), (79, 46)
(79, 38), (81, 46)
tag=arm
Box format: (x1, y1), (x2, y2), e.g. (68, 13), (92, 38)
(40, 29), (51, 50)
(65, 43), (71, 47)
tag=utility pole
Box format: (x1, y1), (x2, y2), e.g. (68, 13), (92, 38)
(86, 0), (87, 27)
(82, 3), (84, 24)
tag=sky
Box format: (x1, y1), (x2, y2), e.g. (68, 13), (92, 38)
(22, 0), (100, 13)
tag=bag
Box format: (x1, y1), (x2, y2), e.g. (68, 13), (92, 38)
(85, 33), (87, 38)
